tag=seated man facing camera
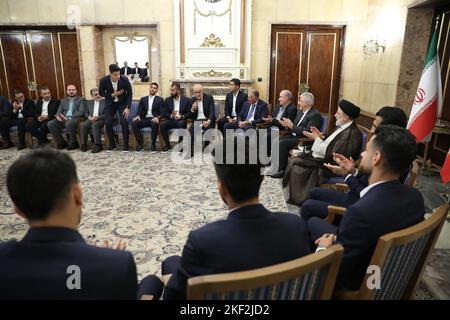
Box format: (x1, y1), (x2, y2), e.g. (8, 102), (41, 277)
(0, 149), (161, 299)
(145, 138), (312, 299)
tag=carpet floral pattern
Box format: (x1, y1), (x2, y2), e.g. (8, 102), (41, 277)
(0, 149), (287, 280)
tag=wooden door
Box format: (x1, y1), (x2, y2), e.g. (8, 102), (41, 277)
(0, 28), (82, 100)
(269, 25), (344, 119)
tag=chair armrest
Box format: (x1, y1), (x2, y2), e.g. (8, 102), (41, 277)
(297, 138), (308, 146)
(279, 130), (291, 137)
(325, 205), (347, 223)
(255, 123), (270, 129)
(140, 294), (155, 300)
(319, 183), (349, 193)
(334, 288), (360, 300)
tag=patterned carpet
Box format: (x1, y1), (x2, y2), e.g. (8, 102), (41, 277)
(0, 148), (287, 280)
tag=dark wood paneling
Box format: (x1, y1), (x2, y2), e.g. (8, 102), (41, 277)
(27, 32), (59, 100)
(305, 32), (338, 115)
(270, 30), (303, 109)
(0, 33), (30, 99)
(58, 32), (82, 96)
(0, 28), (82, 101)
(269, 25), (344, 121)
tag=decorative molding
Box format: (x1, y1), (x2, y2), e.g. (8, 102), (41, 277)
(200, 34), (225, 47)
(239, 68), (245, 79)
(114, 32), (147, 43)
(180, 0), (185, 64)
(240, 0), (245, 63)
(193, 69), (232, 77)
(194, 0), (233, 34)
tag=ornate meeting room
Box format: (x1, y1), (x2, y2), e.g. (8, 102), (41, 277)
(0, 0), (449, 301)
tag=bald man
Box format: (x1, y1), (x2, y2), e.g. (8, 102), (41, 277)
(47, 85), (86, 150)
(187, 84), (216, 154)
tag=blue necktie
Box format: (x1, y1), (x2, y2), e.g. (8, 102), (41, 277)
(246, 104), (256, 121)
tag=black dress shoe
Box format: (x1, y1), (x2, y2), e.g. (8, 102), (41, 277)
(150, 144), (157, 153)
(106, 145), (117, 152)
(80, 144), (88, 152)
(92, 145), (103, 153)
(67, 142), (80, 150)
(135, 144), (143, 153)
(57, 141), (68, 150)
(0, 143), (14, 150)
(162, 145), (172, 153)
(17, 144), (26, 150)
(271, 170), (285, 179)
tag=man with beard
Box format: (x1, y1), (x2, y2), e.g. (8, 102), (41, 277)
(307, 125), (424, 291)
(47, 84), (86, 150)
(159, 83), (191, 152)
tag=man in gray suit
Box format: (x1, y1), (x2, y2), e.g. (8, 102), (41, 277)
(80, 88), (105, 153)
(47, 84), (86, 150)
(271, 92), (322, 178)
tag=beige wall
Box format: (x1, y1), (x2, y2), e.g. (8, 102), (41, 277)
(0, 0), (417, 113)
(250, 0), (416, 115)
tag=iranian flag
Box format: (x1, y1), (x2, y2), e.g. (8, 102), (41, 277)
(441, 149), (450, 184)
(407, 29), (443, 143)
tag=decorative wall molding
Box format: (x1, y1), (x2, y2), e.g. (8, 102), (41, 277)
(200, 34), (225, 47)
(193, 69), (232, 77)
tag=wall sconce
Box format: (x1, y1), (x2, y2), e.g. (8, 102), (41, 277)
(362, 39), (386, 56)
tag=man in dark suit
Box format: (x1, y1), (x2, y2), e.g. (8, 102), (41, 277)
(0, 89), (35, 150)
(132, 82), (164, 153)
(187, 84), (216, 155)
(0, 149), (162, 299)
(120, 61), (132, 76)
(0, 95), (12, 148)
(160, 82), (191, 152)
(307, 125), (424, 291)
(301, 107), (408, 222)
(79, 88), (106, 153)
(218, 78), (248, 133)
(99, 64), (133, 152)
(47, 84), (86, 150)
(132, 62), (141, 79)
(223, 89), (268, 132)
(26, 86), (60, 147)
(140, 62), (150, 82)
(144, 138), (311, 299)
(271, 92), (322, 178)
(263, 90), (297, 130)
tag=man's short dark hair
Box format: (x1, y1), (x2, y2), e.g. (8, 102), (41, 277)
(7, 149), (79, 221)
(230, 78), (241, 88)
(150, 82), (159, 89)
(39, 85), (50, 92)
(109, 64), (120, 73)
(372, 125), (417, 176)
(213, 138), (263, 204)
(13, 89), (24, 96)
(376, 106), (407, 128)
(171, 82), (181, 91)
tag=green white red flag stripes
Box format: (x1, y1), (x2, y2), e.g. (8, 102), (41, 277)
(407, 29), (443, 143)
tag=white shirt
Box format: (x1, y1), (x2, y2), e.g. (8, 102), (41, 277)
(276, 105), (286, 120)
(41, 100), (49, 116)
(111, 80), (119, 102)
(292, 108), (310, 137)
(360, 181), (388, 198)
(311, 120), (353, 158)
(231, 92), (238, 117)
(93, 100), (100, 117)
(124, 67), (128, 76)
(196, 99), (206, 120)
(173, 97), (180, 116)
(15, 103), (24, 118)
(146, 95), (155, 118)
